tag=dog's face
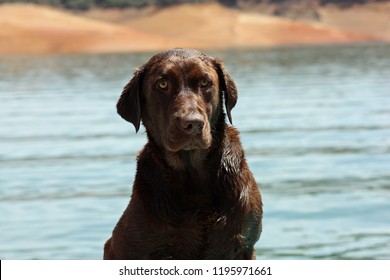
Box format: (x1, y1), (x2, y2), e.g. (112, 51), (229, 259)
(117, 48), (237, 152)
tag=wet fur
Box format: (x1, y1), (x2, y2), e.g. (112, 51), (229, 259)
(104, 48), (262, 259)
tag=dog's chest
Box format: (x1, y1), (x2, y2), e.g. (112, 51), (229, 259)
(146, 153), (246, 258)
(161, 208), (226, 259)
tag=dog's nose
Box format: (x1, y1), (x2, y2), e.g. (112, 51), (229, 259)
(180, 115), (204, 135)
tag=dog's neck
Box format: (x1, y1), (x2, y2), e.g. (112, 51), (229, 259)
(164, 149), (210, 172)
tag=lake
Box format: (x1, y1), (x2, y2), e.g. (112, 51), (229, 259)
(0, 43), (389, 259)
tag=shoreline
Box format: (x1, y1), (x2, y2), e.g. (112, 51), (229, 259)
(0, 3), (388, 55)
(2, 41), (388, 58)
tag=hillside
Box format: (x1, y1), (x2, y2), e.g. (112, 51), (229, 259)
(0, 4), (179, 54)
(318, 2), (390, 40)
(0, 3), (388, 55)
(122, 3), (379, 49)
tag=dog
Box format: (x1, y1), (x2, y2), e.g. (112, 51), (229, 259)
(104, 48), (262, 259)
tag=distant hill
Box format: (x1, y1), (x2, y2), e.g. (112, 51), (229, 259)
(0, 2), (388, 54)
(0, 4), (180, 54)
(1, 1), (390, 27)
(1, 0), (389, 11)
(118, 3), (380, 49)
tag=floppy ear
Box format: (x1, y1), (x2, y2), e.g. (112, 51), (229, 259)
(213, 59), (238, 124)
(116, 68), (144, 132)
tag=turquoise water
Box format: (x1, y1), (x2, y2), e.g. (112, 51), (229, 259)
(1, 43), (389, 259)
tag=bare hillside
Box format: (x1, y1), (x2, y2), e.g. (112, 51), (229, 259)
(0, 4), (178, 54)
(0, 3), (387, 55)
(125, 3), (379, 49)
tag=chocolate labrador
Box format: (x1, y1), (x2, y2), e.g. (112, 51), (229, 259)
(104, 48), (262, 259)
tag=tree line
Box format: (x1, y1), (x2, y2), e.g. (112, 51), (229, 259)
(1, 0), (218, 10)
(0, 0), (387, 11)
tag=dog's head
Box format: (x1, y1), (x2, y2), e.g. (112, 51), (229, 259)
(117, 48), (237, 152)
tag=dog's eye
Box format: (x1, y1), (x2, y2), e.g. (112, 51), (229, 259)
(200, 79), (210, 88)
(158, 80), (168, 90)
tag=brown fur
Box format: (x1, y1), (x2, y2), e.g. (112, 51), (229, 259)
(104, 48), (262, 259)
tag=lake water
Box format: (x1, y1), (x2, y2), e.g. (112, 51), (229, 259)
(1, 43), (389, 259)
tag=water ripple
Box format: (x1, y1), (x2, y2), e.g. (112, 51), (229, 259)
(1, 44), (390, 259)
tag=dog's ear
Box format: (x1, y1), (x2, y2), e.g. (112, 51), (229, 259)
(213, 59), (238, 124)
(116, 68), (144, 133)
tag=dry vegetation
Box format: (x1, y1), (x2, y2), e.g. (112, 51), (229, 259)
(0, 2), (388, 54)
